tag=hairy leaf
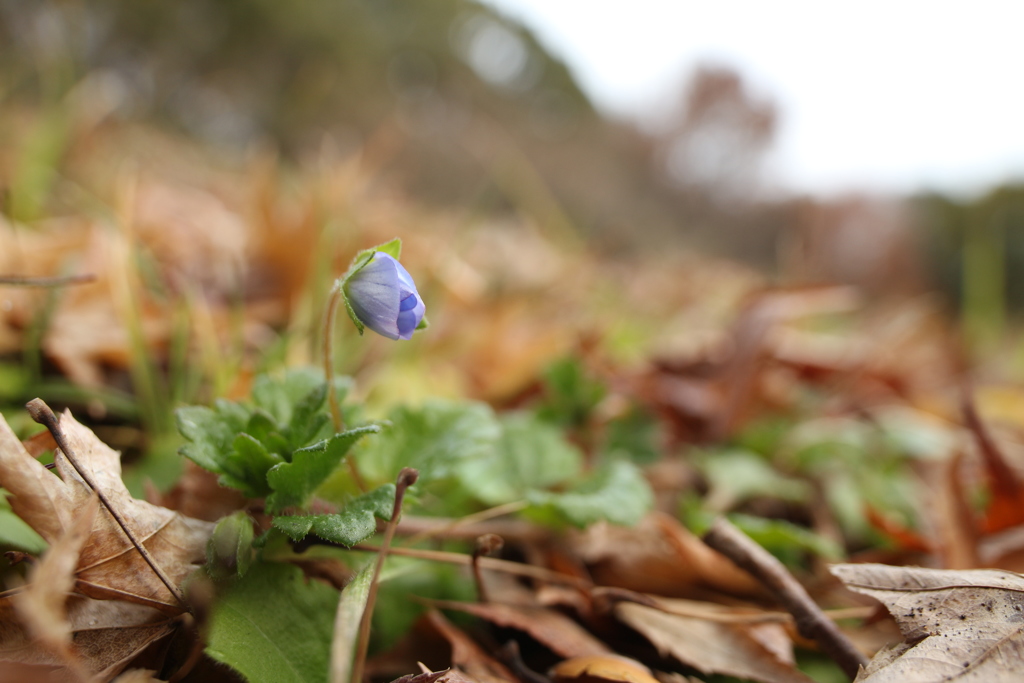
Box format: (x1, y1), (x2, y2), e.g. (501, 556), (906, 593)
(266, 426), (381, 513)
(273, 484), (395, 546)
(206, 561), (339, 683)
(176, 369), (351, 497)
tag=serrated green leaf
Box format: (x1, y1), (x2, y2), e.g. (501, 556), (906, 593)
(266, 426), (382, 513)
(458, 412), (582, 505)
(176, 404), (242, 473)
(527, 460), (653, 527)
(223, 433), (282, 497)
(354, 400), (501, 486)
(206, 561), (338, 683)
(252, 368), (327, 430)
(273, 484), (395, 546)
(282, 381), (329, 449)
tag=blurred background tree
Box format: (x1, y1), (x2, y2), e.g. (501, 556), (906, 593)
(2, 0), (1022, 343)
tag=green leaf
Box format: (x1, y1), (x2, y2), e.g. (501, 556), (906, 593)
(331, 562), (374, 683)
(207, 511), (255, 579)
(699, 449), (810, 511)
(287, 384), (330, 449)
(729, 513), (844, 567)
(273, 484), (395, 546)
(536, 357), (607, 428)
(266, 426), (382, 513)
(206, 561), (339, 683)
(252, 368), (329, 434)
(354, 400), (501, 486)
(527, 460), (653, 527)
(176, 369), (353, 498)
(0, 491), (47, 553)
(176, 404), (244, 474)
(222, 433), (283, 497)
(458, 412), (582, 505)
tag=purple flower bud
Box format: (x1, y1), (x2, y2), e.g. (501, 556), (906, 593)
(343, 252), (426, 340)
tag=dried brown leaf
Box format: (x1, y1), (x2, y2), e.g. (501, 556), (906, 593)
(13, 493), (99, 677)
(0, 410), (214, 612)
(614, 602), (814, 683)
(430, 600), (610, 659)
(0, 595), (174, 681)
(832, 563), (1024, 682)
(572, 514), (763, 598)
(550, 655), (659, 683)
(424, 610), (516, 683)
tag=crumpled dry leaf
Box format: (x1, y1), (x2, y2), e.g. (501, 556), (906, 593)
(0, 596), (174, 682)
(614, 602), (814, 683)
(423, 610), (516, 683)
(429, 600), (610, 659)
(832, 563), (1024, 682)
(0, 409), (214, 612)
(570, 513), (763, 598)
(13, 493), (100, 677)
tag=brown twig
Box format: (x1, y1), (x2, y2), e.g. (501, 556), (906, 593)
(471, 533), (504, 603)
(0, 274), (96, 288)
(347, 544), (591, 589)
(350, 468), (418, 683)
(702, 517), (866, 680)
(25, 399), (189, 611)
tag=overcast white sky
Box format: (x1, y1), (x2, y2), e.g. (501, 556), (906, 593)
(479, 0), (1024, 197)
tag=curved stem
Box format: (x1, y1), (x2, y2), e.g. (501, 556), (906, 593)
(322, 283), (346, 434)
(322, 284), (366, 491)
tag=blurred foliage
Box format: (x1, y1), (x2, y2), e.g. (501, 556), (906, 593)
(0, 0), (797, 254)
(915, 184), (1024, 348)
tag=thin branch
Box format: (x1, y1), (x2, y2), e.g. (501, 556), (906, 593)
(472, 534), (504, 603)
(25, 399), (189, 611)
(702, 517), (866, 681)
(0, 274), (96, 288)
(348, 543), (591, 589)
(350, 468), (418, 683)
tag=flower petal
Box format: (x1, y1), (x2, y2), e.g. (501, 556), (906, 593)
(345, 253), (402, 339)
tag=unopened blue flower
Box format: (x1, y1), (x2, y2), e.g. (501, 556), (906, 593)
(343, 252), (426, 340)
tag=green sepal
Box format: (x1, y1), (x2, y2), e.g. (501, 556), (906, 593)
(337, 238), (404, 335)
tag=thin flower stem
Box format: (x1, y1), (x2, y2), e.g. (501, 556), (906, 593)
(350, 468), (418, 683)
(322, 284), (367, 491)
(322, 283), (346, 433)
